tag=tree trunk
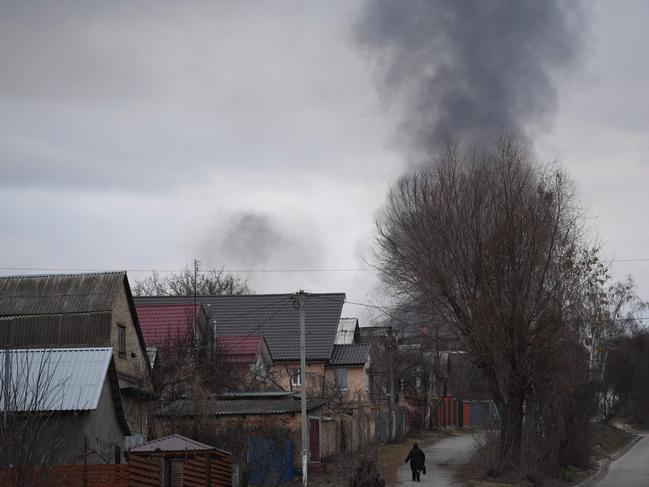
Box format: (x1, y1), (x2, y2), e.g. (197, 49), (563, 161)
(497, 398), (524, 472)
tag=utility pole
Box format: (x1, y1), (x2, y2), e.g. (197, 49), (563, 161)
(295, 290), (309, 487)
(193, 259), (200, 330)
(387, 326), (396, 442)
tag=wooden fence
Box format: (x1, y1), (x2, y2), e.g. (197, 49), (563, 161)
(0, 452), (230, 487)
(0, 464), (128, 487)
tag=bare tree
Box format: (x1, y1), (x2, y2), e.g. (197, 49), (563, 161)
(132, 267), (250, 296)
(375, 137), (597, 473)
(0, 350), (74, 487)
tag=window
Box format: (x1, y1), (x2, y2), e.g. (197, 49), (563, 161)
(334, 368), (348, 390)
(117, 325), (126, 356)
(290, 368), (301, 387)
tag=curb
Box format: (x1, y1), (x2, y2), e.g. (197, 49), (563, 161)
(574, 435), (643, 487)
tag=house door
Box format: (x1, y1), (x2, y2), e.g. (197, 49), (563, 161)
(309, 418), (320, 462)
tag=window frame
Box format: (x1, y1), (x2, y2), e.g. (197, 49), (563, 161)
(117, 324), (127, 357)
(290, 368), (302, 387)
(334, 367), (348, 390)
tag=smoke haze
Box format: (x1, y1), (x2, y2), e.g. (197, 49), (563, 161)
(356, 0), (586, 156)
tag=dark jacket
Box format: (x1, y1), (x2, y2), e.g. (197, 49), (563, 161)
(405, 447), (426, 470)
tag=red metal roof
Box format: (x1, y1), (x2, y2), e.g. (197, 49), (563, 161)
(216, 335), (263, 364)
(136, 304), (203, 347)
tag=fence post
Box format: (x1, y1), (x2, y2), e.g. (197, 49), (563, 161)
(83, 436), (88, 487)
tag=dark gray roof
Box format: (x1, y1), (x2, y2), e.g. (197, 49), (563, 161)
(157, 397), (327, 417)
(134, 293), (345, 361)
(0, 272), (125, 316)
(330, 344), (370, 366)
(0, 313), (112, 348)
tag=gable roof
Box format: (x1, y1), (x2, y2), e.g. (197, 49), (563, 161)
(134, 293), (345, 361)
(216, 335), (267, 365)
(335, 317), (360, 345)
(0, 273), (151, 376)
(330, 344), (370, 366)
(129, 434), (217, 453)
(0, 347), (129, 433)
(0, 272), (125, 316)
(136, 303), (205, 347)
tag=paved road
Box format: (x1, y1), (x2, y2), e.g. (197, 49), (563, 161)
(398, 434), (474, 486)
(596, 434), (648, 487)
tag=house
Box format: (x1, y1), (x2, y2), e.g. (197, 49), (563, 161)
(216, 336), (274, 388)
(0, 347), (130, 465)
(134, 293), (346, 397)
(135, 294), (376, 456)
(0, 272), (155, 445)
(127, 434), (232, 487)
(135, 303), (211, 372)
(154, 391), (331, 473)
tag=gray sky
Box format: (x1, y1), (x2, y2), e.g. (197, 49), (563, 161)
(1, 1), (648, 321)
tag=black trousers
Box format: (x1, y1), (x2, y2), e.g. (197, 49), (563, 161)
(411, 468), (420, 481)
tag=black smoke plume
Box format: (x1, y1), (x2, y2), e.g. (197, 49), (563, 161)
(356, 0), (586, 156)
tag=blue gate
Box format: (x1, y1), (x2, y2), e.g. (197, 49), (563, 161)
(247, 437), (294, 485)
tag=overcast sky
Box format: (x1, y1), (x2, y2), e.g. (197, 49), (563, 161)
(1, 1), (647, 321)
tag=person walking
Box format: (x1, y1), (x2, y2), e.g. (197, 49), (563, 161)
(405, 443), (426, 482)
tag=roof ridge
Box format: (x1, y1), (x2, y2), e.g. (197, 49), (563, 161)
(134, 292), (346, 298)
(0, 271), (126, 280)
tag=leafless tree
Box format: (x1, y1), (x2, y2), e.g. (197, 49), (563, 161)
(132, 266), (250, 296)
(0, 350), (74, 486)
(375, 136), (598, 473)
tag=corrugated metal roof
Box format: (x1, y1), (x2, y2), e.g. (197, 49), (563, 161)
(335, 318), (360, 345)
(129, 434), (215, 452)
(157, 397), (327, 417)
(0, 313), (112, 348)
(136, 304), (205, 347)
(135, 293), (345, 361)
(215, 391), (295, 399)
(0, 272), (124, 316)
(0, 347), (113, 412)
(330, 344), (370, 366)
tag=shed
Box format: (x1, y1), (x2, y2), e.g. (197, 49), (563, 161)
(127, 434), (232, 487)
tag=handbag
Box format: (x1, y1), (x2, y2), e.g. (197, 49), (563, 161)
(422, 465), (426, 475)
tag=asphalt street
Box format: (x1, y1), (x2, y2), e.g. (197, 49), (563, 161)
(398, 434), (474, 487)
(595, 434), (648, 487)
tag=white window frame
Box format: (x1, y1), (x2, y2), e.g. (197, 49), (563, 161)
(290, 368), (302, 387)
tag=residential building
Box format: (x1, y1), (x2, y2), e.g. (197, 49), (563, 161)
(0, 272), (155, 445)
(0, 347), (130, 464)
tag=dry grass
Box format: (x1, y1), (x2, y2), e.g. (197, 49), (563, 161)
(590, 423), (634, 460)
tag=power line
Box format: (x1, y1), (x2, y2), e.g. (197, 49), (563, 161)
(0, 266), (375, 273)
(1, 256), (649, 274)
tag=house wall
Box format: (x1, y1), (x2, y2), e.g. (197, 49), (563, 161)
(111, 285), (153, 440)
(269, 361), (327, 395)
(34, 378), (127, 465)
(80, 377), (128, 464)
(324, 365), (368, 402)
